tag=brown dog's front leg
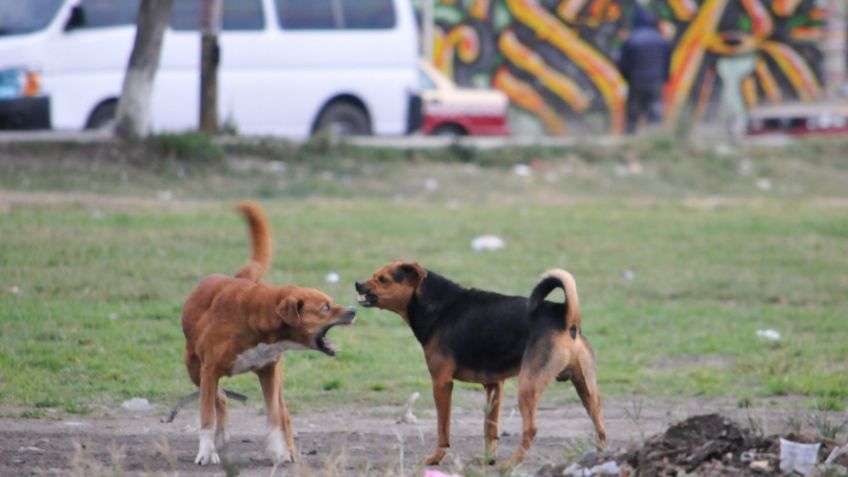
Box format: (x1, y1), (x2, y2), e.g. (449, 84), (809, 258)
(257, 364), (294, 464)
(423, 378), (453, 465)
(195, 367), (221, 465)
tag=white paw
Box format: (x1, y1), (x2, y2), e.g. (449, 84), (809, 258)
(194, 449), (220, 465)
(195, 429), (220, 465)
(265, 427), (292, 464)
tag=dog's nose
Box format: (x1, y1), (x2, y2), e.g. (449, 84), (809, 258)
(355, 281), (367, 293)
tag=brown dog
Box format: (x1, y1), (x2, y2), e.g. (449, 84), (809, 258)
(182, 203), (355, 466)
(355, 261), (606, 467)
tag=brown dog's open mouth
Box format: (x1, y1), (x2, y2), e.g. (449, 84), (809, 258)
(315, 311), (356, 356)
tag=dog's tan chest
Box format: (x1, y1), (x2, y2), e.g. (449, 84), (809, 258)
(231, 341), (307, 375)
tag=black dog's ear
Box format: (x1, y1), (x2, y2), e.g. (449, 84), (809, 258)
(392, 262), (427, 288)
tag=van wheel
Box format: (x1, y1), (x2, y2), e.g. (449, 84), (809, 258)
(85, 101), (117, 130)
(315, 102), (371, 136)
(432, 124), (466, 137)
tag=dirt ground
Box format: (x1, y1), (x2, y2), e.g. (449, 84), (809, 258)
(1, 393), (826, 476)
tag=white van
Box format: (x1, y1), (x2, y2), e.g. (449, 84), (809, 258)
(0, 0), (421, 138)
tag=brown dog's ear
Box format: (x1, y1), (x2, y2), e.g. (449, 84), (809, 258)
(275, 297), (303, 327)
(395, 262), (427, 288)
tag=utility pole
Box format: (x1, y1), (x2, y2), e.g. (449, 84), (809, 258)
(823, 0), (846, 96)
(199, 0), (222, 133)
(422, 0), (434, 61)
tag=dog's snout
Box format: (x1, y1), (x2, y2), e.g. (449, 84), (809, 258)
(345, 306), (357, 316)
(355, 281), (368, 293)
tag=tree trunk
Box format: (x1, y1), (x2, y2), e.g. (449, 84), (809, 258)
(114, 0), (175, 140)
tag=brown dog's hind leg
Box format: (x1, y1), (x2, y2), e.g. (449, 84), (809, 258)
(194, 366), (221, 465)
(483, 381), (504, 465)
(503, 345), (565, 469)
(570, 340), (607, 448)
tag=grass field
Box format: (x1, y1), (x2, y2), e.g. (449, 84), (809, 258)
(1, 135), (847, 419)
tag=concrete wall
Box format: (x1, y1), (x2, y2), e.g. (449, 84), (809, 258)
(420, 0), (841, 134)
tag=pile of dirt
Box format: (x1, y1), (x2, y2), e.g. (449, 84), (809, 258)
(537, 414), (848, 477)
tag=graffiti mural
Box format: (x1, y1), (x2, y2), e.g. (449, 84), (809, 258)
(426, 0), (828, 134)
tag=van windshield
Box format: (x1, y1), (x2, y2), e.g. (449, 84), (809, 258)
(0, 0), (65, 36)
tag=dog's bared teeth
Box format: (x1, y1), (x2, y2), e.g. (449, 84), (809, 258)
(358, 294), (367, 302)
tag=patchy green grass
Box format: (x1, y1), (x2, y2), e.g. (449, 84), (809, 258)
(1, 197), (846, 416)
(1, 136), (847, 417)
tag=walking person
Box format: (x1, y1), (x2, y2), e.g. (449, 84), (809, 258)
(617, 7), (672, 134)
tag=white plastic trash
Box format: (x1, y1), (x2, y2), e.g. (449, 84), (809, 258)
(756, 329), (781, 341)
(780, 437), (820, 476)
(512, 164), (532, 177)
(471, 235), (505, 252)
(325, 272), (340, 284)
(121, 397), (153, 411)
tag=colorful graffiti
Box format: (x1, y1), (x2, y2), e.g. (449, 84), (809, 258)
(426, 0), (829, 134)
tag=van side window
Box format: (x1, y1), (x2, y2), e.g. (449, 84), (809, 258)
(342, 0), (395, 29)
(78, 0), (140, 28)
(170, 0), (264, 31)
(276, 0), (395, 30)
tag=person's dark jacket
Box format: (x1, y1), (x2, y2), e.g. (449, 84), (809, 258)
(618, 8), (671, 85)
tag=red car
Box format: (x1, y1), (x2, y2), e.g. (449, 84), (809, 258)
(418, 60), (510, 136)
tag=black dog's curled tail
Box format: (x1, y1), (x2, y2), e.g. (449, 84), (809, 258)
(529, 269), (581, 339)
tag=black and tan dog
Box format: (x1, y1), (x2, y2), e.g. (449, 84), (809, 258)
(182, 203), (355, 466)
(355, 261), (606, 467)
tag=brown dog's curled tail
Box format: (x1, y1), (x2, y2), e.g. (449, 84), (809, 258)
(529, 269), (581, 338)
(234, 202), (272, 282)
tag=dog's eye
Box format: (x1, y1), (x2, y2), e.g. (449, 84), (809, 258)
(378, 276), (389, 284)
(321, 303), (330, 313)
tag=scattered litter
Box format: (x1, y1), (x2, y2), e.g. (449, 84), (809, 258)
(91, 210), (104, 220)
(738, 158), (753, 176)
(529, 159), (550, 171)
(540, 414), (845, 477)
(826, 443), (848, 464)
(471, 235), (505, 252)
(325, 272), (340, 284)
(6, 286), (20, 295)
(424, 470), (462, 477)
(756, 329), (781, 341)
(63, 421), (84, 427)
(268, 161), (287, 173)
(749, 460), (772, 472)
(716, 143), (735, 157)
(512, 164), (532, 177)
(780, 438), (820, 476)
(621, 270), (635, 282)
(157, 190), (173, 201)
(18, 446), (43, 452)
(121, 397), (153, 411)
(561, 460), (621, 476)
(397, 392), (419, 424)
(109, 313), (118, 321)
(756, 178), (773, 191)
(424, 178), (439, 191)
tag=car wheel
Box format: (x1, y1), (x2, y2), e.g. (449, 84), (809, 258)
(315, 102), (371, 136)
(432, 124), (466, 137)
(85, 101), (117, 131)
